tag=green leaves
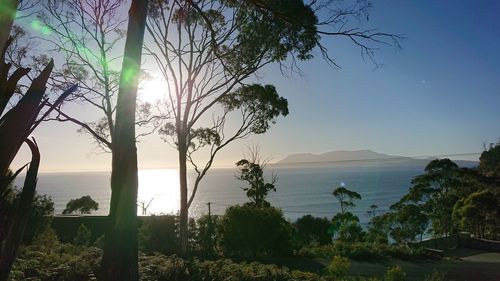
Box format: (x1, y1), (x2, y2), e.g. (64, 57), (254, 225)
(219, 84), (288, 134)
(62, 195), (99, 215)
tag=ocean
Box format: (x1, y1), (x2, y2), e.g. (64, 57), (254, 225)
(14, 163), (427, 223)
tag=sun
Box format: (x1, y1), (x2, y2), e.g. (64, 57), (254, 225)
(138, 73), (167, 103)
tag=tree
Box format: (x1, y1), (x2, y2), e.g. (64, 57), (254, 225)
(479, 142), (500, 180)
(396, 159), (471, 237)
(332, 185), (362, 213)
(146, 0), (401, 255)
(389, 203), (429, 243)
(62, 195), (99, 215)
(38, 0), (160, 152)
(453, 190), (498, 238)
(236, 148), (278, 208)
(330, 185), (363, 242)
(100, 1), (148, 280)
(294, 215), (331, 246)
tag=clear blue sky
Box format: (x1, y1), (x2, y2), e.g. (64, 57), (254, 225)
(11, 0), (500, 172)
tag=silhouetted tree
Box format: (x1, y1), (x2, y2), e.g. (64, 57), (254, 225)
(0, 33), (76, 279)
(332, 185), (362, 213)
(147, 0), (401, 255)
(236, 148), (278, 208)
(62, 195), (99, 215)
(38, 0), (161, 152)
(100, 1), (148, 280)
(330, 185), (363, 242)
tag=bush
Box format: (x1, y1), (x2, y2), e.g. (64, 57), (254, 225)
(192, 215), (220, 257)
(424, 270), (445, 281)
(10, 228), (102, 281)
(324, 255), (350, 278)
(293, 215), (332, 247)
(0, 185), (54, 244)
(298, 242), (436, 261)
(219, 205), (293, 258)
(73, 224), (92, 246)
(384, 265), (406, 281)
(139, 255), (325, 281)
(139, 215), (178, 255)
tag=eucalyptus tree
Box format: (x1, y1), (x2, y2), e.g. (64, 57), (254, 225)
(100, 0), (149, 280)
(37, 0), (161, 152)
(146, 0), (401, 255)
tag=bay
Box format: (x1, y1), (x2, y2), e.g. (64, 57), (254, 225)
(14, 163), (425, 224)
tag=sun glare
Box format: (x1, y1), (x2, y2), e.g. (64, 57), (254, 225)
(138, 169), (180, 215)
(139, 73), (167, 103)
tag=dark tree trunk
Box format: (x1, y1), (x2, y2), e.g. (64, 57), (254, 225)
(0, 139), (39, 281)
(178, 137), (189, 256)
(100, 1), (148, 280)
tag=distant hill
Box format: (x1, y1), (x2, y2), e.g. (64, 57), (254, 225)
(275, 149), (478, 168)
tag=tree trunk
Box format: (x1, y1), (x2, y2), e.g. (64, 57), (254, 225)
(100, 1), (148, 280)
(178, 137), (189, 256)
(0, 139), (39, 281)
(0, 0), (18, 49)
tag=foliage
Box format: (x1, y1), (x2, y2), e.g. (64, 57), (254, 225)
(236, 157), (277, 208)
(389, 204), (429, 243)
(219, 205), (293, 258)
(324, 255), (350, 278)
(329, 212), (364, 243)
(73, 224), (92, 246)
(332, 185), (362, 213)
(298, 242), (435, 261)
(0, 184), (54, 245)
(139, 254), (328, 281)
(10, 228), (102, 281)
(293, 215), (332, 246)
(384, 265), (406, 281)
(452, 190), (498, 238)
(366, 213), (392, 244)
(392, 159), (483, 238)
(138, 215), (178, 255)
(479, 142), (500, 179)
(62, 195), (99, 215)
(191, 215), (220, 258)
(423, 270), (445, 281)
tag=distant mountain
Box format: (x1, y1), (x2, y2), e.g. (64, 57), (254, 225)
(275, 149), (478, 168)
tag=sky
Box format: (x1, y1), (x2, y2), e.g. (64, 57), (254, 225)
(10, 0), (500, 172)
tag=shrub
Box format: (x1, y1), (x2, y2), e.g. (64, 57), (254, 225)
(424, 270), (445, 281)
(193, 215), (220, 257)
(139, 215), (178, 255)
(384, 265), (406, 281)
(298, 242), (435, 261)
(73, 224), (92, 246)
(324, 255), (350, 278)
(139, 255), (324, 281)
(219, 205), (293, 258)
(293, 215), (332, 247)
(10, 228), (102, 281)
(0, 185), (54, 244)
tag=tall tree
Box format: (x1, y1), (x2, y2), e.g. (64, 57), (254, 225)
(147, 0), (401, 255)
(100, 0), (148, 280)
(38, 0), (160, 152)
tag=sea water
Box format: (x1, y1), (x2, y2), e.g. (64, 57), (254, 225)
(14, 163), (425, 223)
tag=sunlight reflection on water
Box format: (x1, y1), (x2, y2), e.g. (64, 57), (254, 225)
(138, 169), (179, 215)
